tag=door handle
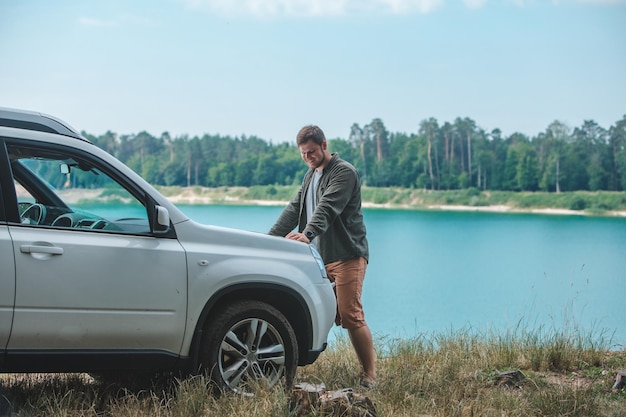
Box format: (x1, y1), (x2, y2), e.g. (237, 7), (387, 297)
(20, 245), (64, 255)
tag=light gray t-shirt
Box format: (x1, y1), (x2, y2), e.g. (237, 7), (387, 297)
(306, 170), (323, 244)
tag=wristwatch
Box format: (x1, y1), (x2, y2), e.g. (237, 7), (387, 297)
(304, 231), (315, 240)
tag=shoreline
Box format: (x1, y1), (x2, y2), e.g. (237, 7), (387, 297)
(165, 195), (626, 217)
(56, 188), (626, 217)
(424, 204), (626, 217)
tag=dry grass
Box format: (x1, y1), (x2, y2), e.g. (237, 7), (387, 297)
(2, 330), (625, 417)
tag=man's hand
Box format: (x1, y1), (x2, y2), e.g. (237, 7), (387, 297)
(285, 232), (310, 243)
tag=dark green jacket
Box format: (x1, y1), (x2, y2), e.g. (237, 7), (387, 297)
(268, 153), (369, 264)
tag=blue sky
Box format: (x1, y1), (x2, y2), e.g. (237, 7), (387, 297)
(1, 0), (625, 143)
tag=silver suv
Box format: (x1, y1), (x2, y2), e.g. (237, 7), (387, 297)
(0, 107), (336, 393)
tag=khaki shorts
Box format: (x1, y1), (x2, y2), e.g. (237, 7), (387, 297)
(325, 257), (368, 330)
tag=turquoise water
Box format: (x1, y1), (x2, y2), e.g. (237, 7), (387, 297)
(178, 205), (626, 348)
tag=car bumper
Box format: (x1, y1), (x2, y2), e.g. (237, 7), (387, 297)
(302, 342), (328, 365)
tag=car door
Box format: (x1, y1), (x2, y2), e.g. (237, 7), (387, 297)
(0, 224), (15, 351)
(0, 144), (17, 354)
(5, 140), (188, 355)
(8, 227), (187, 353)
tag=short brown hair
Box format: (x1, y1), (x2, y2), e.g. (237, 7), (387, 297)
(296, 125), (326, 146)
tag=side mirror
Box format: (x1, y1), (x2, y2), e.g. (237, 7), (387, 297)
(154, 205), (170, 234)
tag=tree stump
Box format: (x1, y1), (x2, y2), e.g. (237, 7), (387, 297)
(289, 383), (326, 417)
(289, 384), (377, 417)
(319, 388), (377, 417)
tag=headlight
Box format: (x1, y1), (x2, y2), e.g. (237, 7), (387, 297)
(309, 244), (328, 280)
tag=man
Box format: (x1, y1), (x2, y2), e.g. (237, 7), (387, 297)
(268, 125), (376, 388)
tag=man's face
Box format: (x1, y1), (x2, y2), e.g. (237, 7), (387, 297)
(299, 140), (327, 170)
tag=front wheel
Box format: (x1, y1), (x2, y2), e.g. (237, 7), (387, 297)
(200, 300), (298, 395)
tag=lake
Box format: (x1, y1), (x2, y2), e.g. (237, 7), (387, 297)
(177, 204), (626, 349)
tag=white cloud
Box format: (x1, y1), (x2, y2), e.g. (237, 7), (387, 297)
(377, 0), (444, 13)
(180, 0), (445, 18)
(515, 0), (626, 5)
(571, 0), (626, 3)
(463, 0), (488, 8)
(178, 0), (624, 17)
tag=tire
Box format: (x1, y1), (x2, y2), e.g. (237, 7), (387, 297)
(200, 300), (298, 395)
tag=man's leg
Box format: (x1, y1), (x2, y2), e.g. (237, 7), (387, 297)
(348, 325), (376, 383)
(326, 257), (376, 384)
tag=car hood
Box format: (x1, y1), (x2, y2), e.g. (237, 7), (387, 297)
(173, 218), (311, 256)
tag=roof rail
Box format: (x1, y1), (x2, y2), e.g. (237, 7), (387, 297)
(0, 107), (87, 141)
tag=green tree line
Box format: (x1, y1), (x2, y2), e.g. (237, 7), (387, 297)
(83, 115), (626, 192)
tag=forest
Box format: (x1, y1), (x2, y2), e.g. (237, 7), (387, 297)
(82, 115), (626, 193)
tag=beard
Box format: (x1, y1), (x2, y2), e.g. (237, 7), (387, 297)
(308, 152), (327, 170)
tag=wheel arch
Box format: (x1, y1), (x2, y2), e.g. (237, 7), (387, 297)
(188, 283), (314, 371)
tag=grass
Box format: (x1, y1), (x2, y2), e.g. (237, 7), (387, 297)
(2, 329), (625, 417)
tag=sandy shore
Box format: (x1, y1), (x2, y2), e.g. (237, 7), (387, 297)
(169, 197), (626, 217)
(372, 202), (626, 216)
(423, 204), (616, 216)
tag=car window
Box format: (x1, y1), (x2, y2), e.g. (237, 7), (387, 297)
(9, 143), (151, 234)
